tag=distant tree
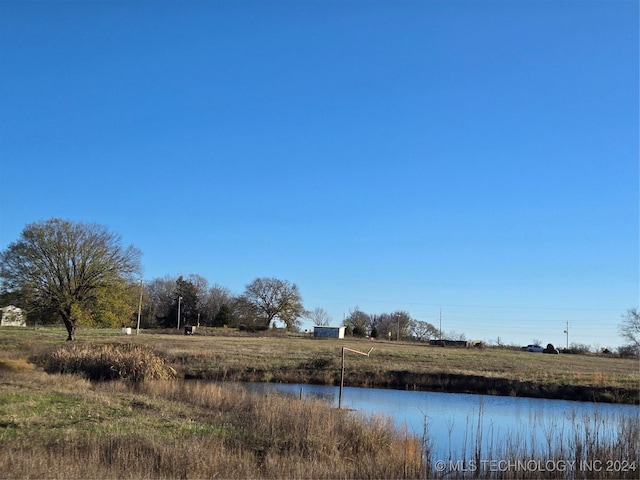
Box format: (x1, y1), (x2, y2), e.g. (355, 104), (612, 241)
(172, 276), (199, 328)
(345, 307), (370, 337)
(618, 344), (639, 357)
(307, 307), (331, 326)
(187, 273), (209, 325)
(213, 304), (234, 327)
(232, 295), (262, 328)
(369, 311), (412, 340)
(143, 276), (176, 328)
(202, 284), (233, 326)
(240, 277), (305, 331)
(391, 310), (412, 341)
(369, 313), (390, 338)
(0, 219), (141, 340)
(444, 330), (466, 341)
(619, 308), (640, 354)
(410, 319), (438, 341)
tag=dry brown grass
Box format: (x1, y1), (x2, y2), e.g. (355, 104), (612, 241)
(0, 357), (35, 373)
(37, 343), (176, 382)
(1, 368), (637, 479)
(1, 326), (637, 479)
(0, 370), (422, 479)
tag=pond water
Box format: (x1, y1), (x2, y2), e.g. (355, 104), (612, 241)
(239, 382), (639, 461)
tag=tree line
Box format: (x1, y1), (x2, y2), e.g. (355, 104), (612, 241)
(0, 218), (438, 341)
(0, 219), (307, 339)
(139, 275), (305, 332)
(341, 307), (439, 341)
(1, 218), (638, 352)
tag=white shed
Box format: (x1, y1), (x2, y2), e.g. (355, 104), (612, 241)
(313, 326), (346, 339)
(1, 305), (26, 327)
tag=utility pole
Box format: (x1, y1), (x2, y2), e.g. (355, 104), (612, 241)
(439, 308), (442, 340)
(136, 279), (143, 335)
(564, 322), (569, 350)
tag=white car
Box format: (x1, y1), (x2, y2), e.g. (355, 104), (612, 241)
(522, 344), (544, 353)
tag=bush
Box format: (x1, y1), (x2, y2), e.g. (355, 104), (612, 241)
(563, 343), (591, 355)
(39, 343), (176, 382)
(238, 324), (269, 332)
(618, 344), (640, 358)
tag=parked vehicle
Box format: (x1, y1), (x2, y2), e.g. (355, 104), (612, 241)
(522, 344), (544, 353)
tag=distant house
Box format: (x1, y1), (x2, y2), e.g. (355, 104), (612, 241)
(313, 326), (346, 339)
(1, 306), (26, 327)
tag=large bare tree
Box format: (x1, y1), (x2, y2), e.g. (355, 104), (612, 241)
(0, 219), (141, 340)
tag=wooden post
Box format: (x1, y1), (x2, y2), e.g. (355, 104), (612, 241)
(339, 346), (374, 409)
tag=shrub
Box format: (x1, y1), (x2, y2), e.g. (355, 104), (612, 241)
(563, 343), (591, 355)
(618, 344), (640, 358)
(39, 343), (176, 382)
(238, 324), (269, 332)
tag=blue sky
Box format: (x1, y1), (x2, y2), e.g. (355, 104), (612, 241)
(1, 1), (638, 348)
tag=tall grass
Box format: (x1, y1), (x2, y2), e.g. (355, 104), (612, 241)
(425, 402), (639, 479)
(0, 370), (422, 479)
(37, 343), (176, 381)
(1, 365), (637, 479)
(1, 333), (638, 478)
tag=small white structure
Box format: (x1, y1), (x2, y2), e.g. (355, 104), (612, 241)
(1, 306), (26, 327)
(313, 326), (346, 339)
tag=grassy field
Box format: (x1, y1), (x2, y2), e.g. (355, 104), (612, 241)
(1, 326), (638, 479)
(1, 326), (638, 403)
(0, 368), (424, 479)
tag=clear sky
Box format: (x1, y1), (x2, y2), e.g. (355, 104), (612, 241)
(1, 1), (638, 348)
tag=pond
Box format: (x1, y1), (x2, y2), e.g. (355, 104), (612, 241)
(239, 382), (639, 468)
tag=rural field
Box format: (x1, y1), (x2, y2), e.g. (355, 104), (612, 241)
(0, 327), (638, 479)
(1, 326), (638, 403)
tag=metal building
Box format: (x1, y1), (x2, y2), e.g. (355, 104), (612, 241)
(313, 326), (346, 339)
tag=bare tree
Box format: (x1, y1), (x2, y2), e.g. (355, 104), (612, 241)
(619, 308), (640, 353)
(306, 307), (332, 326)
(202, 283), (233, 325)
(187, 273), (209, 325)
(144, 276), (176, 327)
(0, 219), (141, 340)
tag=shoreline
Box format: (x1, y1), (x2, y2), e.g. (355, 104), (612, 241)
(183, 367), (640, 405)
